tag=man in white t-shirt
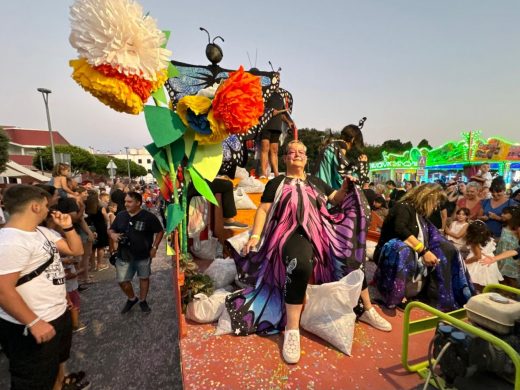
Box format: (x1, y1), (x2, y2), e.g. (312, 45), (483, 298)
(0, 185), (84, 390)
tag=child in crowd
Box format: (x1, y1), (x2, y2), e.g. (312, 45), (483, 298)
(471, 162), (493, 199)
(62, 256), (88, 332)
(51, 163), (78, 200)
(495, 207), (520, 288)
(107, 201), (118, 254)
(444, 207), (470, 250)
(464, 220), (503, 292)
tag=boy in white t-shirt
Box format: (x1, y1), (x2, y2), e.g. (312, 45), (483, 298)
(0, 185), (84, 390)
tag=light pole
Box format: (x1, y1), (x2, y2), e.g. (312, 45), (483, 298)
(124, 146), (131, 179)
(37, 88), (56, 166)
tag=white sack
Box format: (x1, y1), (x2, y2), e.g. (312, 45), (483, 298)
(186, 289), (230, 323)
(204, 257), (237, 289)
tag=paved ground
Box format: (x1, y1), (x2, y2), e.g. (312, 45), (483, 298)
(0, 244), (183, 390)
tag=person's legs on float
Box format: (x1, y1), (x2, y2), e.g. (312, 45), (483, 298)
(260, 128), (271, 177)
(208, 178), (248, 229)
(281, 231), (314, 363)
(268, 132), (281, 177)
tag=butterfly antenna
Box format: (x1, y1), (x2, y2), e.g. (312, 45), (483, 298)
(199, 27), (211, 44)
(213, 36), (225, 44)
(255, 49), (258, 68)
(358, 117), (367, 129)
(268, 61), (275, 72)
(247, 52), (253, 68)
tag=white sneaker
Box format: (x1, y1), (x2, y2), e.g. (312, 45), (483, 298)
(359, 307), (392, 332)
(282, 328), (301, 364)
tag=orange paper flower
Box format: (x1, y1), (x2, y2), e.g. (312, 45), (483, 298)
(212, 66), (264, 134)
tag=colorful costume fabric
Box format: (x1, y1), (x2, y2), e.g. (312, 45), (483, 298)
(375, 216), (474, 312)
(313, 141), (370, 188)
(225, 176), (370, 335)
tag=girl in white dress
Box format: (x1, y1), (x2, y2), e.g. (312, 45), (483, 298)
(464, 220), (503, 292)
(444, 207), (470, 250)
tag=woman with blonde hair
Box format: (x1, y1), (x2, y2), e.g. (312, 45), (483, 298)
(374, 183), (474, 311)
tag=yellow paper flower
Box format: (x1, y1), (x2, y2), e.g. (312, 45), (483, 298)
(200, 110), (228, 145)
(176, 95), (212, 127)
(70, 58), (143, 114)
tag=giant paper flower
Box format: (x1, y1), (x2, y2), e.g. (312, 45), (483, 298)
(212, 66), (264, 134)
(70, 58), (143, 114)
(70, 58), (167, 114)
(69, 0), (171, 81)
(176, 96), (228, 145)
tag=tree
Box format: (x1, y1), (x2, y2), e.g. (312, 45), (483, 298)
(417, 139), (432, 149)
(90, 154), (147, 178)
(0, 127), (9, 173)
(33, 145), (96, 174)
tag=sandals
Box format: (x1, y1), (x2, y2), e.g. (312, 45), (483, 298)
(62, 371), (90, 390)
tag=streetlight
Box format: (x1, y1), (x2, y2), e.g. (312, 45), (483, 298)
(124, 146), (131, 179)
(37, 88), (56, 167)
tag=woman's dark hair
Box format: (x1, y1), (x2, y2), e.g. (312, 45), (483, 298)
(406, 180), (417, 188)
(465, 220), (492, 247)
(489, 176), (506, 193)
(340, 119), (365, 156)
(505, 207), (520, 230)
(85, 190), (100, 215)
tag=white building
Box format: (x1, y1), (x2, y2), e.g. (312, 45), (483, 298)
(110, 147), (155, 184)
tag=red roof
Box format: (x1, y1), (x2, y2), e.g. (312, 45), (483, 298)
(2, 127), (70, 147)
(10, 155), (36, 166)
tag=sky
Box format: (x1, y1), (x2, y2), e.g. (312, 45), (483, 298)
(1, 0), (519, 154)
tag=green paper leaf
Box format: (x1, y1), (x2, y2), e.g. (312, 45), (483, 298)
(170, 138), (185, 170)
(184, 128), (195, 159)
(168, 62), (179, 78)
(166, 203), (184, 234)
(144, 106), (186, 148)
(152, 87), (168, 106)
(188, 167), (218, 206)
(145, 143), (169, 173)
(161, 31), (171, 48)
(192, 143), (223, 182)
(188, 141), (198, 167)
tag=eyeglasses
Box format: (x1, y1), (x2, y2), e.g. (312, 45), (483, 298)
(287, 150), (307, 157)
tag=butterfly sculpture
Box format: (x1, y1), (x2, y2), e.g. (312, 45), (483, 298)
(165, 60), (293, 177)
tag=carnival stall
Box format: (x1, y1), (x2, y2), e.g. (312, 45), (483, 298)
(370, 131), (520, 186)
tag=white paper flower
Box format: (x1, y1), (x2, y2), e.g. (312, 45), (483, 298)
(196, 82), (221, 99)
(69, 0), (171, 81)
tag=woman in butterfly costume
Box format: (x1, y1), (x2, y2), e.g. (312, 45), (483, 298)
(224, 140), (382, 364)
(313, 118), (391, 333)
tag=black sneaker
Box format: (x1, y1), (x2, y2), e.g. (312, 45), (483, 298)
(223, 221), (248, 230)
(121, 298), (139, 314)
(139, 300), (151, 314)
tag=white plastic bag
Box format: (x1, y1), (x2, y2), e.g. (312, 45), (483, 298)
(235, 167), (249, 180)
(204, 257), (237, 289)
(186, 289), (230, 323)
(214, 306), (233, 336)
(226, 230), (251, 255)
(233, 188), (257, 210)
(300, 269), (364, 355)
(237, 176), (265, 193)
(191, 235), (218, 260)
(188, 196), (209, 238)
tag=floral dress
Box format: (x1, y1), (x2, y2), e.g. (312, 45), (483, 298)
(497, 227), (520, 280)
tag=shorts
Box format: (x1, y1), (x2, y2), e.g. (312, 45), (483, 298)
(116, 257), (151, 283)
(0, 310), (72, 390)
(260, 128), (281, 144)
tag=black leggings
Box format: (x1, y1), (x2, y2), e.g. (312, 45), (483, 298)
(283, 231), (314, 305)
(187, 178), (237, 219)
